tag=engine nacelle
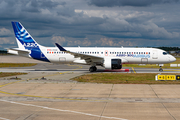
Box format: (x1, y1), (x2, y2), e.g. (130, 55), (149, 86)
(103, 58), (122, 69)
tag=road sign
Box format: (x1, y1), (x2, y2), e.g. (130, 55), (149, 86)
(166, 75), (176, 80)
(157, 75), (166, 80)
(156, 75), (177, 81)
(176, 75), (180, 80)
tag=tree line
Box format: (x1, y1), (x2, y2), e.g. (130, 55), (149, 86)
(157, 47), (180, 51)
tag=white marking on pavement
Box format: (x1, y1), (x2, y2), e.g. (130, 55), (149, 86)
(0, 99), (127, 120)
(0, 117), (10, 120)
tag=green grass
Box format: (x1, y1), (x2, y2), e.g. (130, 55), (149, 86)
(73, 73), (180, 84)
(0, 63), (37, 68)
(0, 72), (27, 78)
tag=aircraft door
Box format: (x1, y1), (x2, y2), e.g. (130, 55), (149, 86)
(59, 57), (66, 62)
(152, 50), (158, 59)
(141, 58), (148, 64)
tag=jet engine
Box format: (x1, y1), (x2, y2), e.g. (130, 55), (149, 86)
(103, 58), (122, 69)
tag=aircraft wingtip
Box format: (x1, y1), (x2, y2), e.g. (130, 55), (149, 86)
(55, 43), (66, 51)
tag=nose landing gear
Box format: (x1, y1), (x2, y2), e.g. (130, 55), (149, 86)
(159, 66), (163, 72)
(89, 66), (97, 72)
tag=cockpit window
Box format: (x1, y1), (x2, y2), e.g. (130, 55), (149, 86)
(163, 52), (168, 55)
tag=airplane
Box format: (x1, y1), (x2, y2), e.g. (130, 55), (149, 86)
(8, 22), (176, 72)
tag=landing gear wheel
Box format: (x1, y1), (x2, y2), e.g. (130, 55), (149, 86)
(89, 67), (94, 72)
(159, 66), (163, 72)
(93, 66), (97, 71)
(89, 66), (97, 72)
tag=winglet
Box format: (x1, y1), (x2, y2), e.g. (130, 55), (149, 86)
(55, 43), (67, 51)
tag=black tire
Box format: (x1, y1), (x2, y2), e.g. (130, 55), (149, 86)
(159, 68), (163, 72)
(89, 67), (94, 72)
(93, 66), (97, 71)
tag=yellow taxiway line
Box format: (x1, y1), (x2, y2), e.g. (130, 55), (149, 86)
(131, 67), (136, 73)
(0, 64), (108, 101)
(0, 64), (84, 101)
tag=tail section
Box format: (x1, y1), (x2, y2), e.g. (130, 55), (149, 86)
(11, 22), (39, 50)
(11, 22), (49, 62)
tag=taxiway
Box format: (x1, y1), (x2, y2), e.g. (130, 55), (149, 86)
(0, 56), (180, 120)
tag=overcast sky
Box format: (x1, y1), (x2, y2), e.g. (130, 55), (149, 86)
(0, 0), (180, 49)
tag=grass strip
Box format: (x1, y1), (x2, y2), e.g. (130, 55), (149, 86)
(0, 72), (27, 78)
(0, 63), (37, 68)
(73, 73), (180, 84)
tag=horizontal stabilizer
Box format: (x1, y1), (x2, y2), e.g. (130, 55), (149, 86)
(7, 48), (30, 57)
(7, 48), (30, 53)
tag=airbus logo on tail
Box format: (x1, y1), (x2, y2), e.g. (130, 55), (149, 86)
(23, 43), (38, 47)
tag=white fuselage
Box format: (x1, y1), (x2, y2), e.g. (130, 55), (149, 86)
(39, 46), (176, 65)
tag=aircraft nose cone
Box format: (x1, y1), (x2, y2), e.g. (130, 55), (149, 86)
(170, 56), (176, 62)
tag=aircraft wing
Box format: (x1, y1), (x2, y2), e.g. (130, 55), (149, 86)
(55, 43), (103, 64)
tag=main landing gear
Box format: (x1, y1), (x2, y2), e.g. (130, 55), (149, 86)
(159, 66), (163, 72)
(89, 66), (97, 72)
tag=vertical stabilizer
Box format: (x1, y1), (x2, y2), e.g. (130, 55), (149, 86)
(11, 22), (49, 62)
(11, 22), (39, 50)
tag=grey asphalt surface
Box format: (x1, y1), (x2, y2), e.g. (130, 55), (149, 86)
(0, 55), (180, 120)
